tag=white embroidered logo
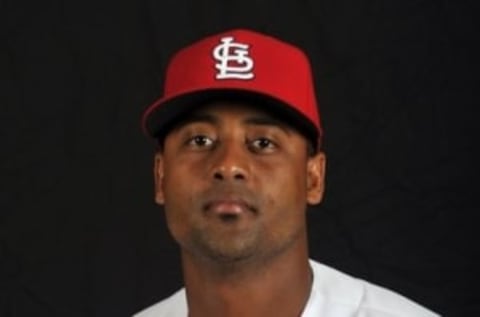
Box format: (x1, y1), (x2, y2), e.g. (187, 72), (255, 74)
(213, 36), (254, 80)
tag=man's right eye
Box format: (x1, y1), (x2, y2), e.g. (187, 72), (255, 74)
(186, 135), (214, 147)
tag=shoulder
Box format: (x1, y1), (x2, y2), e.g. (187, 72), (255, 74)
(306, 259), (440, 317)
(133, 288), (187, 317)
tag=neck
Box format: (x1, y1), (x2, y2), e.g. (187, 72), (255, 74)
(181, 235), (312, 317)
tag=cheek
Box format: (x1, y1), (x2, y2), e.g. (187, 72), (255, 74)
(258, 159), (308, 218)
(160, 155), (214, 237)
(260, 166), (308, 245)
(162, 153), (204, 195)
(160, 161), (195, 237)
(259, 156), (307, 195)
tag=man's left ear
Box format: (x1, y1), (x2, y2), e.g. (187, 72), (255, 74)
(306, 152), (326, 205)
(154, 152), (165, 205)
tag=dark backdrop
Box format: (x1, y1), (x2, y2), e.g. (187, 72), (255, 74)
(1, 1), (478, 316)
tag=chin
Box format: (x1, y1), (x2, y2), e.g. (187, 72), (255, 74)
(189, 230), (260, 263)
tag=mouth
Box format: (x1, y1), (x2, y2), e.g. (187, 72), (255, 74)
(203, 198), (258, 217)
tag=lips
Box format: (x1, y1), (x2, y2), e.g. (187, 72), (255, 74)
(199, 185), (259, 218)
(204, 199), (255, 216)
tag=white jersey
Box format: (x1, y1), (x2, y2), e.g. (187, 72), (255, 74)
(134, 259), (439, 317)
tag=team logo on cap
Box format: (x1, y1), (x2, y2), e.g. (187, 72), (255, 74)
(213, 36), (254, 80)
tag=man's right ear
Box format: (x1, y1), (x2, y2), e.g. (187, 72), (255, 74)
(154, 152), (165, 205)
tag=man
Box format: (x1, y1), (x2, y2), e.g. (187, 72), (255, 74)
(135, 29), (439, 317)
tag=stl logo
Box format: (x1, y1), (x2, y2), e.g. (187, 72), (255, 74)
(213, 36), (254, 80)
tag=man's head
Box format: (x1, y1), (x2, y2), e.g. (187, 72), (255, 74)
(142, 29), (326, 264)
(153, 101), (325, 264)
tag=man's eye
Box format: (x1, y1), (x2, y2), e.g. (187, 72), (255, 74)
(249, 138), (276, 151)
(187, 135), (214, 147)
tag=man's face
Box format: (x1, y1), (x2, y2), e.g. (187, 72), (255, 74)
(154, 102), (326, 264)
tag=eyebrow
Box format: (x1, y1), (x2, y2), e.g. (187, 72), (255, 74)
(170, 113), (218, 131)
(242, 116), (293, 134)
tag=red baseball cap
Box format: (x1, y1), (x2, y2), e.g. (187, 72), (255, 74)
(142, 28), (322, 149)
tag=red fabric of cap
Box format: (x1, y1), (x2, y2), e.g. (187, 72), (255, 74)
(142, 29), (322, 146)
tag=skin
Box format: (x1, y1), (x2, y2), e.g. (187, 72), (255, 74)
(154, 101), (326, 317)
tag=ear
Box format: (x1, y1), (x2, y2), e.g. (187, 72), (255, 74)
(154, 152), (165, 205)
(306, 152), (326, 205)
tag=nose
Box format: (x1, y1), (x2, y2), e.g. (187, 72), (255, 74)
(210, 140), (249, 182)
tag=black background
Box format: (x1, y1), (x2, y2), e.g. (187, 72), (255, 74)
(1, 1), (478, 316)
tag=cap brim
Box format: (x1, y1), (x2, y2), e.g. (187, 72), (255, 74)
(143, 89), (319, 149)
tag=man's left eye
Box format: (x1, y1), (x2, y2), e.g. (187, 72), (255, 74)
(249, 138), (276, 151)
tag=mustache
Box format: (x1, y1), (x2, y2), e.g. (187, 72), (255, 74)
(197, 184), (260, 213)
